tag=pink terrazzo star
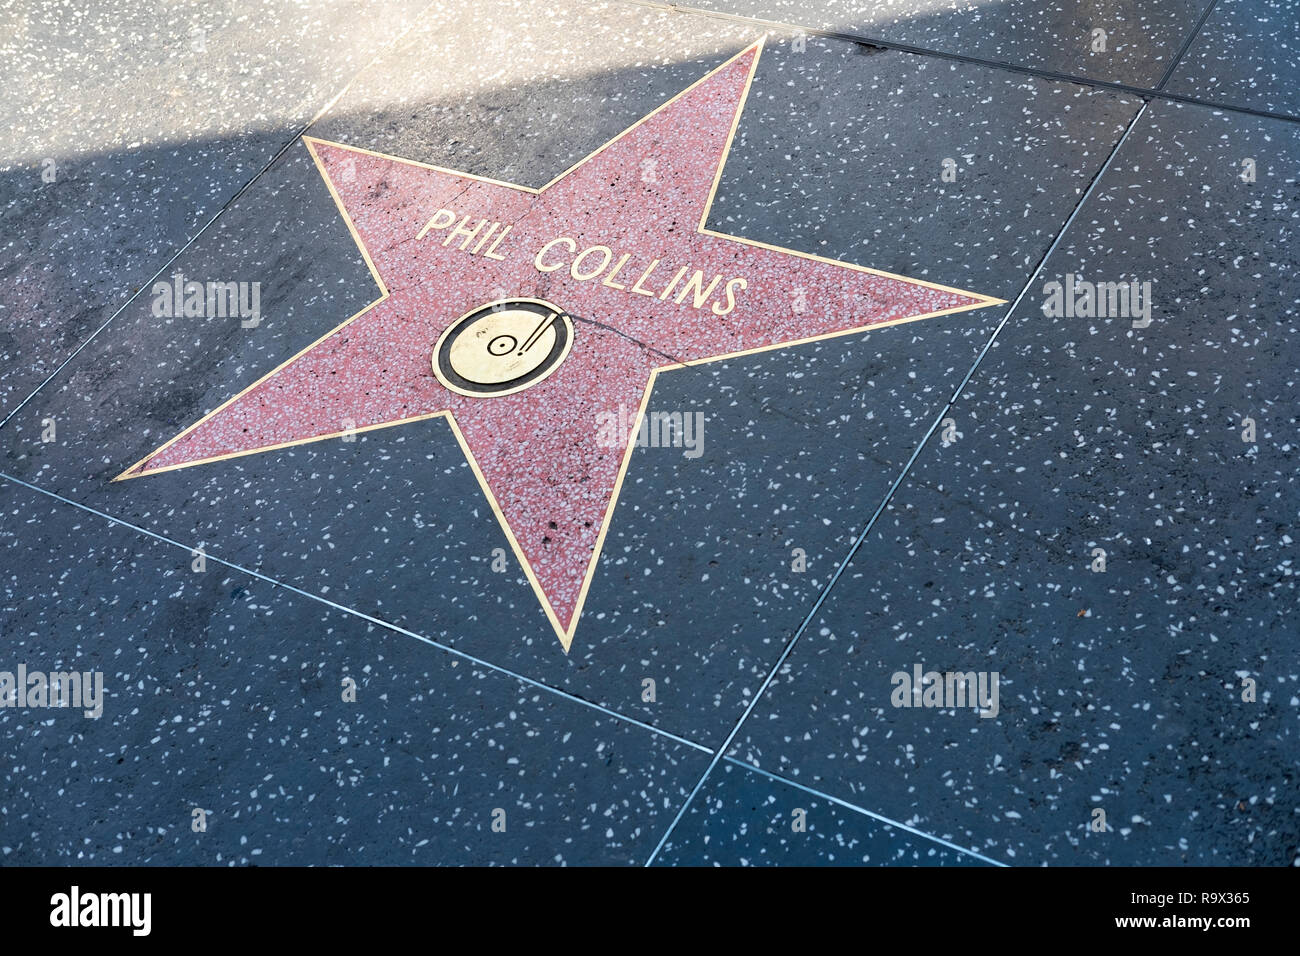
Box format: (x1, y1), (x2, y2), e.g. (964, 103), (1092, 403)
(119, 40), (1002, 650)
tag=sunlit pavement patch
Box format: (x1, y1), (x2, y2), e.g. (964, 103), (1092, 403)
(0, 0), (430, 420)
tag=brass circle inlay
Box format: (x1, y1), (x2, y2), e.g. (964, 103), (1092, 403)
(433, 298), (574, 398)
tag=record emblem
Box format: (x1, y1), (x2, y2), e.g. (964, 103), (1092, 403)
(433, 299), (574, 397)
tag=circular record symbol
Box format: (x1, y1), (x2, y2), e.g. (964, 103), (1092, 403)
(432, 298), (574, 397)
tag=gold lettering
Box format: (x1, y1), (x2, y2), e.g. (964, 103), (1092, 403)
(484, 225), (512, 260)
(444, 215), (487, 250)
(602, 253), (632, 290)
(416, 208), (457, 240)
(571, 245), (613, 282)
(658, 265), (688, 300)
(631, 259), (661, 297)
(471, 222), (500, 254)
(711, 277), (748, 316)
(674, 270), (723, 309)
(534, 236), (575, 271)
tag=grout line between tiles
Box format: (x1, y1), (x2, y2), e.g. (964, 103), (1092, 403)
(721, 756), (1007, 866)
(617, 0), (1300, 125)
(1156, 0), (1221, 91)
(0, 471), (715, 757)
(644, 99), (1150, 868)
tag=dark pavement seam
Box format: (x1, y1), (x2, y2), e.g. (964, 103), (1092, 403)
(643, 98), (1151, 868)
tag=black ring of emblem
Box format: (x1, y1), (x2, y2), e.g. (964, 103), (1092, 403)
(434, 299), (573, 397)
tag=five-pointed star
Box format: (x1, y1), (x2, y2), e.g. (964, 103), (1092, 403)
(119, 40), (1003, 650)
